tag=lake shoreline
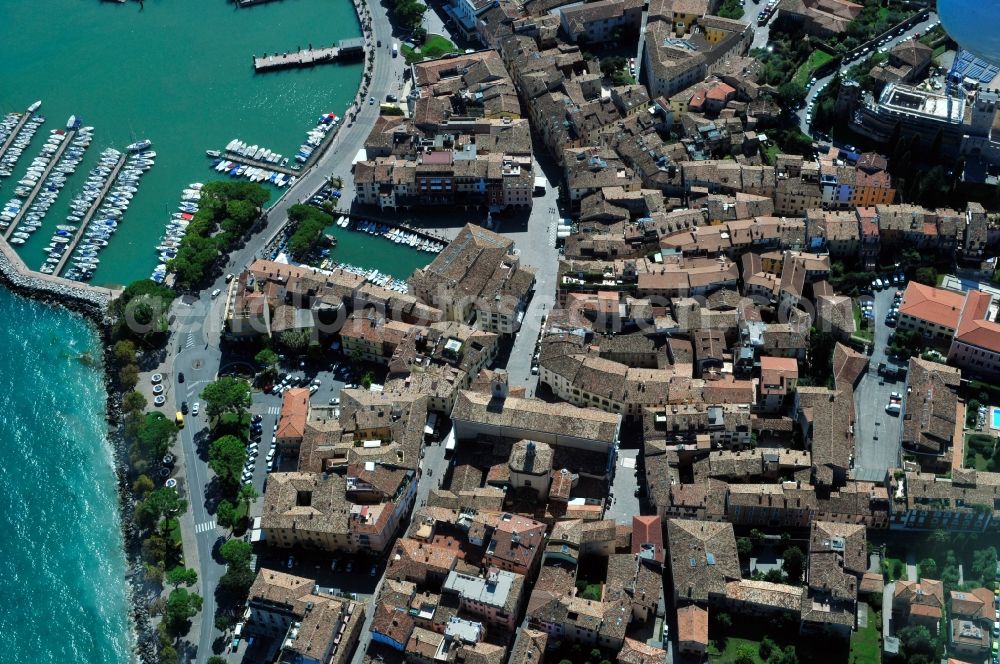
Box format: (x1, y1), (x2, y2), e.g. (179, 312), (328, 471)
(0, 255), (157, 663)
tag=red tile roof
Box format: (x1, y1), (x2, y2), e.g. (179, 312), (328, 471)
(899, 281), (965, 330)
(277, 388), (310, 439)
(954, 290), (1000, 353)
(631, 515), (664, 563)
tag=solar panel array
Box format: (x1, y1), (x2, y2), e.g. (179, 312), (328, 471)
(950, 48), (1000, 84)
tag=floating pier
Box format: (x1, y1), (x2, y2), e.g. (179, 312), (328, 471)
(252, 38), (364, 73)
(54, 155), (127, 277)
(4, 129), (77, 240)
(221, 151), (299, 177)
(0, 104), (38, 163)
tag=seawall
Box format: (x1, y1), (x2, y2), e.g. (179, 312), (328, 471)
(0, 237), (157, 663)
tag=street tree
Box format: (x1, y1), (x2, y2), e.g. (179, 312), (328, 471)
(216, 500), (238, 530)
(255, 348), (278, 370)
(221, 538), (253, 566)
(201, 377), (251, 420)
(166, 566), (198, 588)
(209, 436), (247, 491)
(138, 412), (178, 459)
(132, 474), (155, 496)
(238, 484), (259, 518)
(163, 588), (203, 636)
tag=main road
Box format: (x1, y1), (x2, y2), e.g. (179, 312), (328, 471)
(167, 0), (407, 659)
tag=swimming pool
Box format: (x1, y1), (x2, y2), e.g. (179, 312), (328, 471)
(992, 407), (1000, 430)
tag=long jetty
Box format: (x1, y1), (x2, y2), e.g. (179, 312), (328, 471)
(0, 105), (36, 162)
(4, 129), (77, 240)
(253, 44), (341, 72)
(54, 154), (127, 277)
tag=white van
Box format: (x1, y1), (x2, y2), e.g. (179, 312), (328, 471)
(885, 403), (901, 415)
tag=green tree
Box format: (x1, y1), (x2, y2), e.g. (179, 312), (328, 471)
(201, 377), (251, 420)
(759, 635), (778, 660)
(220, 563), (256, 594)
(734, 643), (757, 664)
(777, 81), (806, 109)
(138, 412), (178, 459)
(898, 625), (942, 663)
(216, 499), (238, 530)
(208, 656), (229, 664)
(123, 390), (147, 413)
(782, 546), (805, 584)
(278, 329), (311, 352)
(136, 487), (187, 535)
(113, 339), (138, 365)
(239, 483), (259, 517)
(163, 588), (203, 635)
(914, 266), (938, 287)
(132, 474), (155, 496)
(918, 557), (937, 579)
(360, 370), (374, 389)
(166, 566), (198, 588)
(118, 363), (139, 390)
(737, 537), (753, 563)
(221, 538), (253, 566)
(255, 348), (279, 370)
(209, 435), (247, 491)
(972, 546), (998, 585)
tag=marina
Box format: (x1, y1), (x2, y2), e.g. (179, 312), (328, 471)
(49, 151), (127, 277)
(2, 118), (83, 240)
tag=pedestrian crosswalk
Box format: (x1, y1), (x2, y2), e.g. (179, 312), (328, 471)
(184, 333), (195, 349)
(194, 520), (217, 534)
(266, 406), (280, 415)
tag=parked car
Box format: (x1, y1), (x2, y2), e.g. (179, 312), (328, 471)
(192, 402), (200, 416)
(211, 288), (221, 298)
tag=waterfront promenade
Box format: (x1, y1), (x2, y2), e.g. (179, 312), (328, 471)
(166, 0), (406, 659)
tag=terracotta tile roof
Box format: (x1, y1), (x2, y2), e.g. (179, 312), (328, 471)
(676, 604), (708, 647)
(277, 388), (310, 439)
(901, 357), (960, 455)
(618, 637), (668, 664)
(631, 515), (665, 563)
(899, 281), (965, 330)
(954, 289), (1000, 353)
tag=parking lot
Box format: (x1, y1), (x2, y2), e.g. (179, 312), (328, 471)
(853, 276), (907, 481)
(243, 356), (374, 502)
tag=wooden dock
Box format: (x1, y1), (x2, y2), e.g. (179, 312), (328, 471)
(54, 155), (127, 277)
(220, 151), (299, 177)
(0, 105), (35, 163)
(4, 129), (77, 240)
(253, 45), (341, 72)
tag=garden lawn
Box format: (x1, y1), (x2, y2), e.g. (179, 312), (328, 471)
(850, 603), (881, 664)
(793, 50), (835, 87)
(709, 637), (765, 664)
(402, 34), (457, 64)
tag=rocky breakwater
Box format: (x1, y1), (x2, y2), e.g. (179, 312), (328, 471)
(0, 237), (157, 663)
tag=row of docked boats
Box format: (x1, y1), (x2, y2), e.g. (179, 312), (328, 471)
(335, 216), (444, 253)
(315, 257), (409, 294)
(46, 144), (154, 281)
(220, 139), (288, 166)
(0, 102), (43, 180)
(294, 112), (339, 164)
(4, 119), (93, 240)
(150, 181), (203, 284)
(210, 158), (295, 187)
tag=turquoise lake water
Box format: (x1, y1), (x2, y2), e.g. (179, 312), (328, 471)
(939, 0), (1000, 66)
(0, 289), (132, 662)
(0, 0), (364, 287)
